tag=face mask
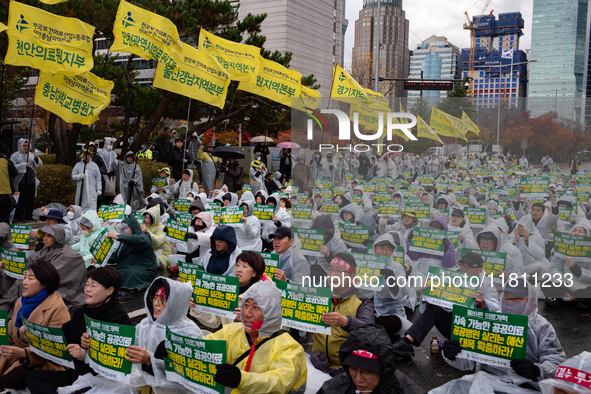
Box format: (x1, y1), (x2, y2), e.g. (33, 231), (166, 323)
(67, 211), (75, 220)
(193, 223), (207, 232)
(188, 198), (194, 203)
(501, 299), (528, 315)
(106, 145), (113, 151)
(81, 230), (90, 236)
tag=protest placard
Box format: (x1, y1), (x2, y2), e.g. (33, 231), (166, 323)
(10, 224), (30, 249)
(258, 252), (280, 277)
(519, 176), (550, 197)
(488, 210), (503, 221)
(313, 188), (332, 199)
(460, 248), (507, 279)
(422, 266), (478, 309)
(192, 271), (240, 319)
(451, 305), (528, 368)
(292, 204), (313, 221)
(363, 181), (377, 193)
(23, 318), (74, 368)
(409, 227), (458, 256)
(559, 206), (573, 222)
(164, 328), (226, 394)
(175, 212), (193, 226)
(89, 228), (119, 267)
(98, 205), (126, 223)
(315, 179), (332, 189)
(133, 211), (145, 224)
(374, 191), (393, 202)
(404, 196), (422, 204)
(421, 175), (436, 184)
(151, 177), (168, 188)
(554, 232), (591, 261)
(0, 309), (7, 346)
(346, 252), (388, 289)
(242, 184), (251, 194)
(206, 208), (221, 225)
(405, 202), (430, 220)
(295, 193), (308, 204)
(253, 204), (275, 221)
(464, 207), (488, 228)
(339, 222), (370, 248)
(378, 201), (401, 216)
(85, 316), (136, 383)
(178, 261), (203, 284)
(0, 248), (26, 279)
(293, 228), (326, 257)
(345, 172), (354, 181)
(321, 199), (340, 214)
(275, 280), (331, 334)
(166, 219), (189, 243)
(219, 207), (244, 226)
(174, 199), (192, 213)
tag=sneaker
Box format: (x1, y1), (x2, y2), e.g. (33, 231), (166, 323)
(392, 339), (415, 357)
(545, 298), (562, 308)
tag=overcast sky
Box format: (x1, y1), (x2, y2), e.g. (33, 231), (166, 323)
(343, 0), (533, 64)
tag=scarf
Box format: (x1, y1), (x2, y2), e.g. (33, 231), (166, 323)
(15, 288), (49, 331)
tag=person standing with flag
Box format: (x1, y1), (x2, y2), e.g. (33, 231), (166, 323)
(11, 139), (43, 223)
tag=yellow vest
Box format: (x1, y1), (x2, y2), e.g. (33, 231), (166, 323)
(312, 295), (362, 369)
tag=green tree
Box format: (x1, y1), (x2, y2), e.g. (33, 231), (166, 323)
(436, 82), (477, 119)
(410, 97), (431, 123)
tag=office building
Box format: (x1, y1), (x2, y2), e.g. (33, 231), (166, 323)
(407, 35), (460, 108)
(351, 0), (410, 99)
(459, 12), (528, 110)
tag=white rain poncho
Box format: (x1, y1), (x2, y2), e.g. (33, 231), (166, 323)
(64, 204), (83, 246)
(261, 195), (291, 243)
(72, 158), (102, 212)
(235, 200), (262, 251)
(71, 210), (104, 267)
(477, 224), (524, 277)
(170, 169), (199, 199)
(113, 152), (146, 211)
(129, 277), (203, 394)
(512, 216), (550, 277)
(449, 216), (478, 263)
(512, 201), (559, 245)
(540, 351), (591, 394)
(557, 195), (579, 231)
(249, 162), (267, 195)
(550, 220), (591, 294)
(438, 280), (566, 393)
(10, 138), (43, 194)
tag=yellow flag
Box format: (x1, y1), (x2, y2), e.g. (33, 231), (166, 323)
(417, 115), (443, 144)
(349, 102), (386, 128)
(399, 102), (409, 124)
(293, 85), (322, 112)
(199, 29), (261, 84)
(35, 71), (114, 125)
(238, 57), (301, 107)
(364, 88), (389, 107)
(38, 0), (68, 4)
(430, 107), (464, 140)
(330, 64), (369, 104)
(5, 2), (94, 74)
(462, 111), (480, 135)
(153, 43), (230, 109)
(111, 0), (182, 69)
(0, 22), (7, 33)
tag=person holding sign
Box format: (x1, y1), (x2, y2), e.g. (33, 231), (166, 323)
(513, 187), (558, 258)
(129, 277), (203, 392)
(261, 195), (291, 252)
(379, 208), (419, 241)
(193, 225), (242, 276)
(407, 217), (457, 279)
(477, 222), (525, 278)
(512, 216), (550, 277)
(26, 266), (131, 394)
(311, 254), (376, 374)
(205, 281), (307, 394)
(439, 279), (566, 393)
(306, 215), (348, 278)
(11, 139), (43, 224)
(170, 169), (199, 201)
(72, 211), (104, 268)
(0, 261), (69, 390)
(151, 167), (174, 200)
(71, 150), (102, 212)
(184, 212), (214, 262)
(270, 227), (310, 284)
(235, 200), (262, 252)
(318, 325), (425, 394)
(448, 209), (479, 261)
(141, 206), (172, 269)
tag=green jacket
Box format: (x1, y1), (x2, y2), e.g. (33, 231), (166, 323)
(109, 214), (157, 290)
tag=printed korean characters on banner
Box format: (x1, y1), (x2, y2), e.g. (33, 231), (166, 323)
(192, 271), (240, 319)
(153, 42), (230, 109)
(292, 204), (313, 222)
(165, 219), (189, 243)
(346, 252), (388, 290)
(238, 57), (302, 107)
(321, 199), (340, 214)
(98, 205), (126, 223)
(0, 310), (8, 345)
(292, 85), (322, 112)
(173, 199), (192, 213)
(89, 228), (119, 267)
(276, 280), (332, 334)
(464, 207), (488, 228)
(405, 202), (431, 220)
(253, 204), (275, 222)
(519, 176), (550, 197)
(6, 2), (94, 74)
(257, 252), (280, 277)
(338, 222), (370, 248)
(111, 0), (182, 69)
(199, 29), (261, 83)
(85, 316), (136, 383)
(422, 266), (478, 309)
(219, 206), (244, 226)
(10, 224), (31, 249)
(151, 177), (169, 188)
(293, 228), (325, 257)
(22, 318), (74, 368)
(0, 248), (27, 279)
(175, 212), (193, 226)
(452, 305), (528, 368)
(554, 232), (591, 261)
(378, 201), (401, 216)
(164, 328), (227, 394)
(35, 72), (114, 125)
(330, 64), (369, 104)
(178, 261), (203, 284)
(409, 226), (460, 256)
(461, 248), (507, 280)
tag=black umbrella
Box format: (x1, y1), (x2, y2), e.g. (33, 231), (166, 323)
(211, 146), (245, 160)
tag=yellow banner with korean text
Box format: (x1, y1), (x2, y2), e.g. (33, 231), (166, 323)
(430, 107), (465, 140)
(153, 43), (230, 109)
(111, 0), (182, 69)
(292, 85), (322, 112)
(34, 72), (114, 125)
(5, 2), (94, 74)
(238, 57), (301, 107)
(330, 64), (369, 104)
(199, 29), (261, 84)
(462, 111), (480, 135)
(417, 115), (443, 144)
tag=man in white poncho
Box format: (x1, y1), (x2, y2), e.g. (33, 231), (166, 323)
(71, 150), (102, 212)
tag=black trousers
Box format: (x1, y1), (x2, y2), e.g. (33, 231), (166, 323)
(405, 304), (452, 346)
(15, 182), (35, 220)
(545, 242), (554, 259)
(26, 369), (91, 394)
(0, 364), (33, 390)
(0, 194), (12, 224)
(376, 315), (402, 338)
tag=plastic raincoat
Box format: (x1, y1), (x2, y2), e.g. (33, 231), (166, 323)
(249, 162), (267, 195)
(449, 216), (478, 262)
(10, 138), (43, 194)
(107, 214), (157, 290)
(113, 152), (146, 211)
(170, 169), (199, 199)
(477, 224), (524, 276)
(261, 196), (292, 243)
(512, 216), (550, 276)
(205, 281), (307, 394)
(197, 148), (218, 197)
(64, 205), (83, 246)
(540, 351), (591, 394)
(72, 157), (102, 212)
(72, 210), (104, 267)
(129, 278), (203, 394)
(235, 200), (262, 252)
(407, 217), (457, 279)
(438, 281), (566, 393)
(143, 205), (172, 268)
(304, 215), (348, 274)
(550, 221), (591, 295)
(187, 211), (214, 258)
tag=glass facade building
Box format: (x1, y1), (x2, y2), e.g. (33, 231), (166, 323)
(528, 0), (590, 124)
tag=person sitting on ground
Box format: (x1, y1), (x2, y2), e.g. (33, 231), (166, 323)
(184, 211), (214, 262)
(205, 281), (307, 394)
(30, 209), (77, 247)
(235, 200), (262, 252)
(436, 279), (566, 393)
(0, 261), (69, 391)
(72, 210), (103, 268)
(105, 214), (157, 291)
(539, 351), (591, 394)
(193, 225), (242, 277)
(318, 324), (426, 394)
(151, 167), (174, 200)
(406, 216), (456, 279)
(311, 253), (375, 376)
(141, 205), (172, 269)
(0, 223), (21, 311)
(270, 227), (310, 285)
(26, 266), (131, 394)
(28, 225), (86, 310)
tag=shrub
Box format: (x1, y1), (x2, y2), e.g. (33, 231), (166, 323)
(137, 159), (171, 197)
(35, 164), (77, 207)
(41, 154), (57, 165)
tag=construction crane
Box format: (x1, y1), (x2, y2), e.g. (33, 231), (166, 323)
(463, 0), (493, 97)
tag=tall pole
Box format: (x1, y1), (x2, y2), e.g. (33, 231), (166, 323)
(374, 0), (381, 92)
(183, 98), (191, 171)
